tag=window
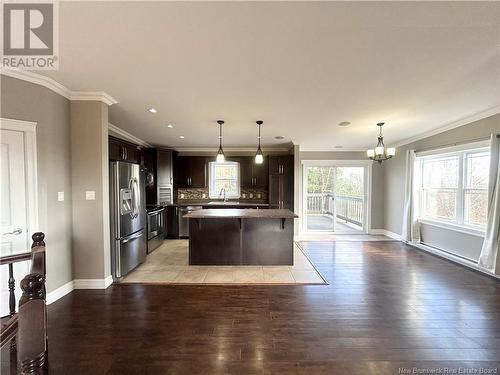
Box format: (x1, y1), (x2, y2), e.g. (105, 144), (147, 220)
(209, 161), (240, 199)
(417, 145), (490, 230)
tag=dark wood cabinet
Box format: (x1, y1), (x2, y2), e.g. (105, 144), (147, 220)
(269, 155), (292, 175)
(238, 156), (269, 188)
(157, 150), (173, 187)
(238, 157), (253, 188)
(174, 156), (208, 188)
(252, 157), (269, 188)
(268, 155), (293, 209)
(109, 136), (141, 164)
(166, 206), (179, 238)
(143, 148), (175, 205)
(268, 174), (282, 208)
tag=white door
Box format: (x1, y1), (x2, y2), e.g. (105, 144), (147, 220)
(1, 128), (31, 316)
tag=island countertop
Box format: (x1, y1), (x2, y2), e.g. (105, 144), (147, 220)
(184, 208), (298, 219)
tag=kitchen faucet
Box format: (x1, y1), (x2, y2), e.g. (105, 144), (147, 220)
(219, 188), (227, 202)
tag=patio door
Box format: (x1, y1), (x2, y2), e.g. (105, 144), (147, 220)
(303, 162), (370, 234)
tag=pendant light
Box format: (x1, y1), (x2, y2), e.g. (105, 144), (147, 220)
(216, 120), (225, 163)
(255, 120), (264, 164)
(367, 122), (396, 164)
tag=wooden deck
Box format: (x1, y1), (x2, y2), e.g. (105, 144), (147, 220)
(4, 241), (499, 374)
(307, 214), (363, 232)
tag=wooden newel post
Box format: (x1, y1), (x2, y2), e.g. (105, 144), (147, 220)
(18, 232), (48, 374)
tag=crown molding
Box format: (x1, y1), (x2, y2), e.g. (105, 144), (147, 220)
(70, 92), (117, 106)
(1, 69), (118, 105)
(2, 69), (71, 98)
(299, 147), (366, 152)
(174, 146), (291, 153)
(392, 105), (500, 149)
(108, 123), (151, 147)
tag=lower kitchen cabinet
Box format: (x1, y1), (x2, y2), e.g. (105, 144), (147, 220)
(166, 206), (179, 238)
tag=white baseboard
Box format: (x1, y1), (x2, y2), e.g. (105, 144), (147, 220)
(104, 275), (113, 288)
(46, 276), (113, 304)
(74, 277), (114, 290)
(46, 280), (74, 305)
(369, 229), (402, 240)
(408, 242), (500, 280)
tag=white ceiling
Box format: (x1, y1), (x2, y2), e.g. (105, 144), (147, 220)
(40, 1), (500, 150)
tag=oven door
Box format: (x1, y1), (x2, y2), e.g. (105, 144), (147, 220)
(147, 209), (164, 240)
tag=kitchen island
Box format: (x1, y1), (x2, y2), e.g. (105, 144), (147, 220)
(184, 209), (298, 265)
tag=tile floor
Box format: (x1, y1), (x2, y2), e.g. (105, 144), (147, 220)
(121, 240), (327, 285)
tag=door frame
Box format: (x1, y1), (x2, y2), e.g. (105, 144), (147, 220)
(1, 118), (39, 246)
(301, 160), (372, 235)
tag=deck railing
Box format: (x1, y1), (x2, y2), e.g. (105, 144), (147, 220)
(335, 195), (363, 226)
(307, 193), (363, 226)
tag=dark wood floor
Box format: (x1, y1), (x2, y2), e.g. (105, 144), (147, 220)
(4, 241), (500, 374)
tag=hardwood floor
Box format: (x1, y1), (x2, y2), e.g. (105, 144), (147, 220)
(5, 241), (500, 374)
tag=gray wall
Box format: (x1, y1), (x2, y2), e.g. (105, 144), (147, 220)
(1, 76), (73, 292)
(383, 113), (500, 261)
(70, 101), (110, 280)
(298, 151), (384, 230)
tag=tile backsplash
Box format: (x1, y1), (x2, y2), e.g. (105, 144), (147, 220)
(177, 187), (267, 201)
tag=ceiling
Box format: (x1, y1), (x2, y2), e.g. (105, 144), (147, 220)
(40, 1), (500, 150)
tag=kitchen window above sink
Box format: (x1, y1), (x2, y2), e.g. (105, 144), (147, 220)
(208, 161), (241, 199)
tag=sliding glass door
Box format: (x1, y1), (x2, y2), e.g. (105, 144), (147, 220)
(303, 162), (369, 234)
(333, 167), (365, 232)
(305, 166), (336, 232)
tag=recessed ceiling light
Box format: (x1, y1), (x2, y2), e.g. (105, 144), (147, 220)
(147, 108), (157, 113)
(338, 121), (350, 127)
(167, 124), (174, 128)
(179, 135), (185, 139)
(274, 136), (285, 140)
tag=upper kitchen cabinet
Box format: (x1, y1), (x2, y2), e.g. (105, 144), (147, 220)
(269, 155), (293, 175)
(109, 136), (141, 164)
(252, 156), (269, 188)
(239, 156), (269, 188)
(157, 149), (173, 187)
(174, 156), (208, 188)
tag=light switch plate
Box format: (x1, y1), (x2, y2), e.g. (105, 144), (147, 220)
(85, 191), (96, 200)
(57, 192), (64, 201)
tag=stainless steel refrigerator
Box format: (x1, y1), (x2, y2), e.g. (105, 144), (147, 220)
(110, 161), (147, 281)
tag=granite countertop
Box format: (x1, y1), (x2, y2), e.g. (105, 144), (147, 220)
(169, 201), (269, 207)
(184, 208), (298, 219)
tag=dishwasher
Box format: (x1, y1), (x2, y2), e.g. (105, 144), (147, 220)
(178, 206), (202, 238)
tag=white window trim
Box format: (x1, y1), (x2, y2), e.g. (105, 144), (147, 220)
(208, 161), (241, 199)
(415, 144), (489, 236)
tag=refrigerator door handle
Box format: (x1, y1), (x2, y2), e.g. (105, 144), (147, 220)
(133, 177), (140, 218)
(121, 229), (145, 244)
(129, 177), (140, 218)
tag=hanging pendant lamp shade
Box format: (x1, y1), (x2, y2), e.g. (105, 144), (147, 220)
(216, 120), (225, 163)
(255, 121), (264, 164)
